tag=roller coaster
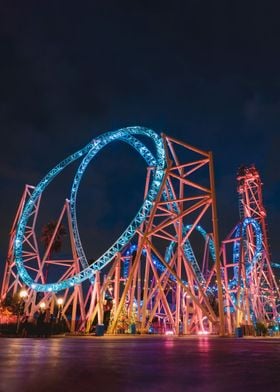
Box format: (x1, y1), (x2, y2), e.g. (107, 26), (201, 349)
(1, 127), (279, 335)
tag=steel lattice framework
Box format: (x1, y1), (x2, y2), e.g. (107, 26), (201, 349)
(14, 127), (166, 292)
(221, 166), (280, 334)
(1, 127), (227, 334)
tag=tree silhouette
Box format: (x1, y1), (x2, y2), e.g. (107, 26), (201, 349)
(40, 221), (66, 281)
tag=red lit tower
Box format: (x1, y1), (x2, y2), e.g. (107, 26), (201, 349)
(222, 165), (280, 333)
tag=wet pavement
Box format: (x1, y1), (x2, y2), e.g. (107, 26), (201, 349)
(0, 335), (279, 392)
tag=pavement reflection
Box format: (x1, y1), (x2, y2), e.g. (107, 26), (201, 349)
(0, 336), (279, 392)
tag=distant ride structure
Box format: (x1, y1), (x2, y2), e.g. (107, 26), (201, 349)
(221, 165), (280, 334)
(1, 127), (279, 335)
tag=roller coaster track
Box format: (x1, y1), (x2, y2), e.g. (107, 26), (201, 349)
(14, 127), (166, 292)
(14, 124), (265, 298)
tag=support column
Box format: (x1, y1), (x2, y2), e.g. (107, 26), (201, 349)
(209, 151), (225, 336)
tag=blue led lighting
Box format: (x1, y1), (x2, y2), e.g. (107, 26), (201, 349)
(233, 217), (263, 282)
(14, 127), (166, 292)
(227, 217), (264, 313)
(165, 224), (215, 288)
(122, 243), (189, 286)
(123, 222), (216, 292)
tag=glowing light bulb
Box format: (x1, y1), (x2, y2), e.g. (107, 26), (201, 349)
(57, 298), (64, 306)
(19, 289), (28, 299)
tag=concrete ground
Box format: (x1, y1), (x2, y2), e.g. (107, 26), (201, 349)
(0, 335), (279, 392)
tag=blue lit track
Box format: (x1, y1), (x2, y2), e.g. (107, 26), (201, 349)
(232, 217), (263, 283)
(165, 224), (216, 288)
(14, 127), (166, 292)
(123, 223), (216, 292)
(14, 125), (265, 298)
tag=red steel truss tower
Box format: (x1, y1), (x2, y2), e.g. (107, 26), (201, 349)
(222, 165), (280, 334)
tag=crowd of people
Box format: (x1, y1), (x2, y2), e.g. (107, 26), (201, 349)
(18, 307), (65, 337)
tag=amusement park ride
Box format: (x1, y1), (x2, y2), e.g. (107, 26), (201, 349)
(1, 127), (279, 336)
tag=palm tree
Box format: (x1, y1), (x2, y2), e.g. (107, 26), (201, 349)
(40, 221), (66, 281)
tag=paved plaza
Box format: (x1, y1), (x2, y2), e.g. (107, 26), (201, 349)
(0, 336), (279, 392)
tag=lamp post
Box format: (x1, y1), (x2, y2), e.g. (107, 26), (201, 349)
(16, 289), (28, 334)
(36, 301), (47, 337)
(57, 298), (64, 321)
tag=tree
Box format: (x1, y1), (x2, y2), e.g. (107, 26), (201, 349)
(41, 221), (66, 254)
(109, 301), (137, 334)
(40, 221), (66, 281)
(255, 321), (268, 336)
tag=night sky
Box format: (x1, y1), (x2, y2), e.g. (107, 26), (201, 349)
(1, 1), (280, 280)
